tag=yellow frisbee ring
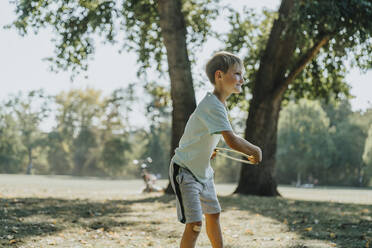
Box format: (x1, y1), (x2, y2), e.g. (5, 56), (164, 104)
(214, 147), (257, 165)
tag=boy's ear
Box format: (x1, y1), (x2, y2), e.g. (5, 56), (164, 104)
(215, 70), (223, 81)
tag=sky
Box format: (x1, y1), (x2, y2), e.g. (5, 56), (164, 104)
(0, 0), (371, 126)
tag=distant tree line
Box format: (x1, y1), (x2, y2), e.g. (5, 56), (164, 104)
(276, 99), (372, 187)
(0, 87), (371, 186)
(0, 85), (171, 179)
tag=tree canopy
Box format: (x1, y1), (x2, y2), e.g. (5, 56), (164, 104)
(230, 0), (372, 195)
(8, 0), (219, 77)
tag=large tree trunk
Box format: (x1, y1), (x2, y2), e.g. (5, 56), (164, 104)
(157, 0), (196, 194)
(234, 90), (284, 196)
(235, 0), (330, 196)
(235, 0), (296, 196)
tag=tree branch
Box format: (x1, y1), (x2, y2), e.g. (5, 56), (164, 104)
(272, 34), (331, 101)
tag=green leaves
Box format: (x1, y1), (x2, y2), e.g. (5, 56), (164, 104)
(290, 0), (372, 70)
(0, 106), (25, 173)
(286, 58), (351, 104)
(362, 125), (372, 183)
(276, 99), (335, 184)
(7, 0), (221, 77)
(7, 0), (221, 78)
(121, 0), (162, 75)
(276, 99), (371, 186)
(182, 0), (220, 56)
(9, 0), (118, 77)
(363, 125), (372, 165)
(121, 0), (220, 75)
(223, 8), (276, 109)
(102, 137), (130, 173)
(1, 90), (51, 173)
(143, 81), (171, 123)
(223, 0), (372, 110)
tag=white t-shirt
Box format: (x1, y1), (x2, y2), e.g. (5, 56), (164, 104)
(172, 92), (233, 184)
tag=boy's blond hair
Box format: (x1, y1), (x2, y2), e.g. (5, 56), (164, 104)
(205, 51), (243, 85)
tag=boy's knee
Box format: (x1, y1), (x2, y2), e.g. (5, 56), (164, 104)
(193, 223), (202, 233)
(188, 221), (202, 233)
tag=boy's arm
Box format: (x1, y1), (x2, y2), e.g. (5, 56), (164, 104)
(221, 130), (262, 164)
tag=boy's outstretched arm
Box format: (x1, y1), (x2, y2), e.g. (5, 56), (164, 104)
(221, 131), (262, 164)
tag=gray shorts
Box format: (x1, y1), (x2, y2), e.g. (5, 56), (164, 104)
(169, 161), (221, 224)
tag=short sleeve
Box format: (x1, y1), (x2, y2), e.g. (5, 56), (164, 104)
(197, 103), (233, 135)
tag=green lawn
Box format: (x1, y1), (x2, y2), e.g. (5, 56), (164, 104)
(0, 174), (371, 247)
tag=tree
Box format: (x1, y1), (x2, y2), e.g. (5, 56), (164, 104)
(329, 120), (366, 186)
(46, 130), (72, 175)
(0, 105), (25, 173)
(142, 82), (172, 177)
(225, 0), (372, 195)
(5, 90), (50, 174)
(56, 88), (103, 175)
(363, 124), (372, 185)
(53, 88), (103, 175)
(101, 136), (130, 175)
(276, 99), (370, 187)
(276, 100), (334, 185)
(52, 87), (136, 176)
(322, 99), (353, 128)
(112, 0), (219, 192)
(8, 0), (219, 192)
(100, 88), (134, 175)
(322, 99), (367, 186)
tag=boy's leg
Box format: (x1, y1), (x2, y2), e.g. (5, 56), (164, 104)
(180, 221), (202, 248)
(170, 164), (204, 247)
(200, 177), (223, 248)
(205, 213), (223, 248)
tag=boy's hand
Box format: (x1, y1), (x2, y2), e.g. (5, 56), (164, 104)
(248, 147), (262, 164)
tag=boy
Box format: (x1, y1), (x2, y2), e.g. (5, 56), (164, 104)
(169, 51), (262, 248)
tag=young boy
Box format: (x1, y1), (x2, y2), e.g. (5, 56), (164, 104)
(169, 51), (262, 248)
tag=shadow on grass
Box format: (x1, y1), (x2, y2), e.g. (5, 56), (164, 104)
(0, 194), (173, 246)
(219, 194), (372, 248)
(2, 192), (370, 247)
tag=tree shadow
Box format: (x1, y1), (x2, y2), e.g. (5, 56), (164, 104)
(219, 194), (372, 248)
(0, 194), (173, 246)
(6, 192), (370, 247)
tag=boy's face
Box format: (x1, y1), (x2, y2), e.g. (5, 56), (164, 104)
(216, 63), (245, 94)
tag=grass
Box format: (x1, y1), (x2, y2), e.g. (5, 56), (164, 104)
(0, 174), (371, 248)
